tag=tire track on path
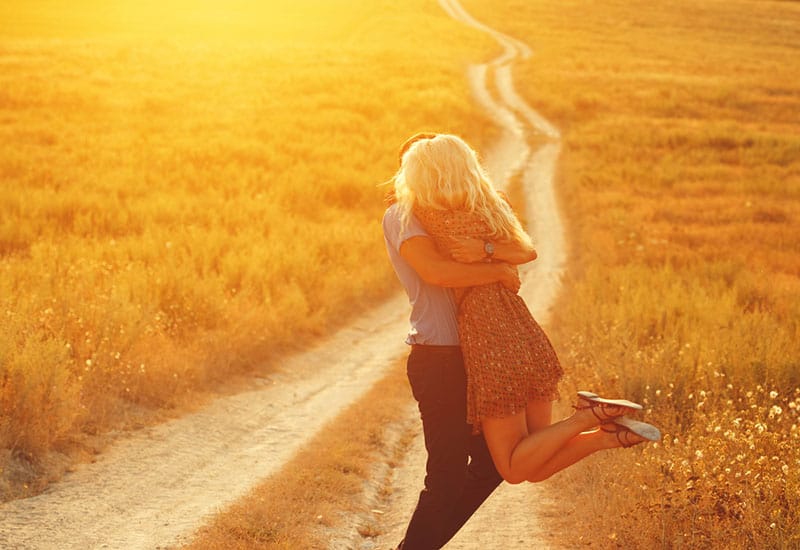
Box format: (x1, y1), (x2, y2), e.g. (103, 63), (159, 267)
(353, 1), (565, 548)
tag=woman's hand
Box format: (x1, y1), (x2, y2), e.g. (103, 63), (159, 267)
(446, 236), (488, 263)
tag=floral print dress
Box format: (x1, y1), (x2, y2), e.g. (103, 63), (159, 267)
(414, 205), (563, 430)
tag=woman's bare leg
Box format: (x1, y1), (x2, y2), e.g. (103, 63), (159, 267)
(482, 400), (642, 484)
(525, 429), (619, 482)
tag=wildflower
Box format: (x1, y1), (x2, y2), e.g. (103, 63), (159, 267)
(85, 359), (92, 367)
(695, 450), (704, 459)
(769, 405), (783, 419)
(770, 390), (779, 399)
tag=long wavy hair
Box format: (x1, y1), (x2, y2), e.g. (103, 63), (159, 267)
(393, 134), (532, 246)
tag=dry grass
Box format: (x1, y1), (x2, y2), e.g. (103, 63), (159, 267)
(0, 0), (497, 499)
(182, 360), (411, 550)
(461, 0), (800, 547)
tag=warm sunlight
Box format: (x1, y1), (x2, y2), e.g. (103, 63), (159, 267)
(0, 0), (365, 41)
(1, 0), (798, 548)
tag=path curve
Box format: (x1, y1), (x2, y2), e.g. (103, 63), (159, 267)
(352, 1), (565, 547)
(0, 1), (565, 548)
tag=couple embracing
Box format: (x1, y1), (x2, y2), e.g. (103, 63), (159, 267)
(382, 133), (661, 549)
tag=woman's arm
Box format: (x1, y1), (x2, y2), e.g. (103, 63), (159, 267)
(445, 236), (537, 265)
(399, 236), (521, 293)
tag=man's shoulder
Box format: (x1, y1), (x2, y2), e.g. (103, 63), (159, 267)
(382, 203), (401, 233)
(383, 204), (430, 252)
(383, 202), (400, 219)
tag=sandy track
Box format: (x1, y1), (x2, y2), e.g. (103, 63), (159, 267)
(0, 1), (564, 549)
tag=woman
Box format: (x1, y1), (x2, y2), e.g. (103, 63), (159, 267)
(392, 134), (660, 484)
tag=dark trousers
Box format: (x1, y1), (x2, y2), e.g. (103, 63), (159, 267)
(398, 345), (503, 550)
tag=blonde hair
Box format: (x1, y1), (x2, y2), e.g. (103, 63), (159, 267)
(393, 134), (532, 246)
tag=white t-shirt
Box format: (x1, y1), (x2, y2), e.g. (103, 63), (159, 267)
(382, 203), (459, 345)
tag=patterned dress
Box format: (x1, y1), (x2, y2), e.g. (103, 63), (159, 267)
(414, 205), (563, 430)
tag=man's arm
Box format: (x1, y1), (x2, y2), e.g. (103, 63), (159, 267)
(400, 236), (521, 293)
(445, 236), (536, 265)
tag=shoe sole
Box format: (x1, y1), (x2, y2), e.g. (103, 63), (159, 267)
(614, 416), (661, 441)
(577, 390), (643, 411)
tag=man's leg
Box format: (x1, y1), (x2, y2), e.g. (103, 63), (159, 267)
(436, 433), (503, 546)
(398, 346), (500, 550)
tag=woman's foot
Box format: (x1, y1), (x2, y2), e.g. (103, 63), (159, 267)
(573, 391), (643, 426)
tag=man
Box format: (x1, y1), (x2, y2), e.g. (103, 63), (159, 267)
(383, 133), (537, 549)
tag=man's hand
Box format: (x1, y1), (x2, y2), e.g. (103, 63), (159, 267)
(446, 236), (488, 263)
(497, 263), (521, 294)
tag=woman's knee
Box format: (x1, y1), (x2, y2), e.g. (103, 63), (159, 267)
(497, 466), (527, 485)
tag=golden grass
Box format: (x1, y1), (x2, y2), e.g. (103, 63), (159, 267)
(5, 0), (799, 546)
(183, 360), (411, 549)
(461, 0), (800, 546)
(0, 0), (497, 499)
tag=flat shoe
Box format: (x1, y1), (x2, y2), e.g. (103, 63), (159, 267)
(577, 391), (643, 410)
(574, 390), (643, 422)
(602, 417), (662, 448)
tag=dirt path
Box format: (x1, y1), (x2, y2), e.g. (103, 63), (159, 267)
(0, 1), (564, 549)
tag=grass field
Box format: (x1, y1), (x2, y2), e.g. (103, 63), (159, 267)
(0, 0), (497, 499)
(3, 0), (799, 547)
(180, 2), (800, 548)
(460, 0), (800, 546)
